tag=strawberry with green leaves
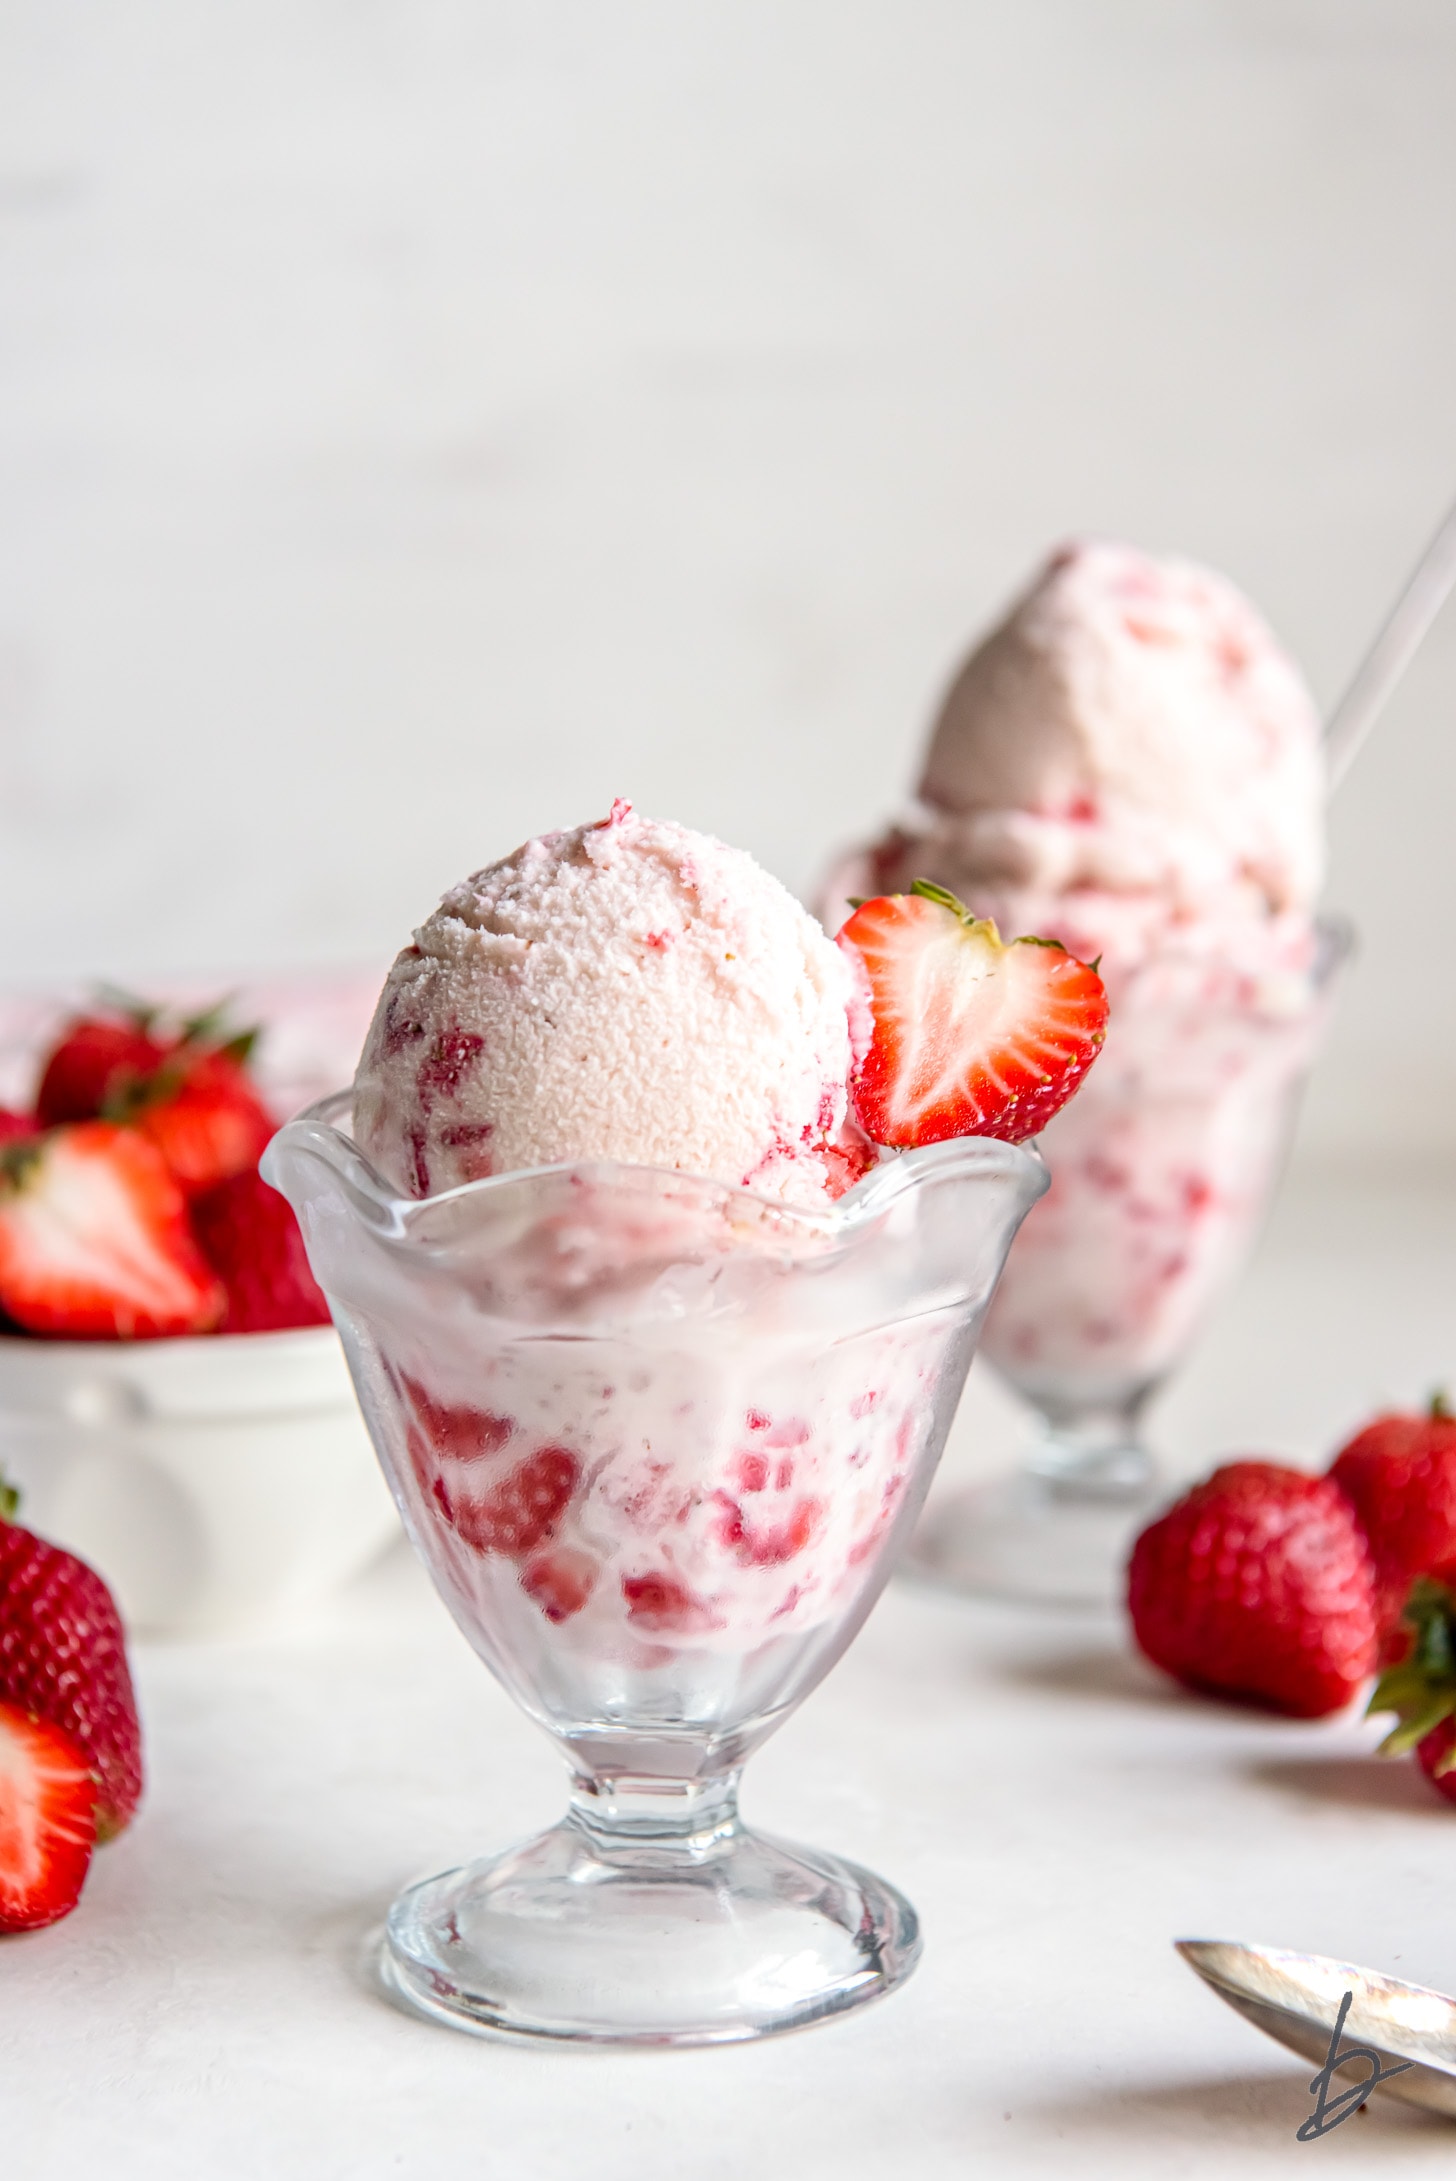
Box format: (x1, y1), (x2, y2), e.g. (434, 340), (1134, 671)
(1330, 1394), (1456, 1656)
(1368, 1573), (1456, 1803)
(836, 882), (1108, 1147)
(36, 993), (275, 1198)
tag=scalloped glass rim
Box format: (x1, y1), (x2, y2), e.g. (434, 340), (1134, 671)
(265, 1089), (1048, 1252)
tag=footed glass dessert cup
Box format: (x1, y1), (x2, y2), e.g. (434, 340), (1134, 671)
(264, 1096), (1045, 2046)
(909, 918), (1352, 1609)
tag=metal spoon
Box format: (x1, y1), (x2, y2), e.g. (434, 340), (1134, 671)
(1176, 1938), (1456, 2119)
(1324, 494), (1456, 789)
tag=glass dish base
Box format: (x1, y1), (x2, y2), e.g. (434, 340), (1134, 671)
(906, 1464), (1167, 1609)
(379, 1814), (921, 2047)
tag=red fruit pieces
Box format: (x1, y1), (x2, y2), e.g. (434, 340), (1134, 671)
(451, 1447), (579, 1559)
(134, 1052), (275, 1197)
(0, 1112), (37, 1148)
(714, 1493), (824, 1568)
(744, 1411), (809, 1447)
(1417, 1718), (1456, 1804)
(520, 1546), (598, 1623)
(0, 1124), (224, 1340)
(35, 999), (274, 1197)
(415, 1027), (485, 1114)
(36, 1018), (168, 1126)
(621, 1572), (722, 1635)
(191, 1169), (331, 1334)
(0, 1704), (97, 1931)
(836, 883), (1108, 1147)
(0, 1514), (144, 1839)
(1127, 1461), (1378, 1718)
(1366, 1573), (1456, 1804)
(1412, 1718), (1456, 1805)
(400, 1374), (515, 1463)
(1330, 1401), (1456, 1653)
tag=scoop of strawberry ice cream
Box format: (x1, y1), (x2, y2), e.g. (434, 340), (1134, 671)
(355, 802), (867, 1207)
(824, 538), (1324, 952)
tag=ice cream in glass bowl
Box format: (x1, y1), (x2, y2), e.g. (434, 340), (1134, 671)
(824, 541), (1346, 1606)
(265, 803), (1084, 2045)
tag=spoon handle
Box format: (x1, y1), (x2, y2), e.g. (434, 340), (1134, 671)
(1324, 494), (1456, 790)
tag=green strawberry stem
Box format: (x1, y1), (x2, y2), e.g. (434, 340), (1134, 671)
(908, 878), (1012, 947)
(909, 877), (969, 914)
(93, 982), (162, 1033)
(907, 877), (1079, 960)
(90, 995), (265, 1124)
(1368, 1575), (1456, 1774)
(0, 1468), (19, 1523)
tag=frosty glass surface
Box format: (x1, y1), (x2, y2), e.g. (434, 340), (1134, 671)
(265, 1098), (1044, 2044)
(911, 918), (1351, 1606)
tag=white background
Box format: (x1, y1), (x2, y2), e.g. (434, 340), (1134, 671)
(2, 1), (1455, 1164)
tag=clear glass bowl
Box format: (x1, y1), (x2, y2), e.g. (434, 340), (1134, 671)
(908, 917), (1351, 1607)
(264, 1096), (1045, 2046)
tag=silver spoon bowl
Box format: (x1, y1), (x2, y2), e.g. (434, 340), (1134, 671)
(1177, 1939), (1456, 2119)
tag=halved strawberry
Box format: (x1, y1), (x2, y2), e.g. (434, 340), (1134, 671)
(0, 1702), (97, 1931)
(0, 1476), (143, 1840)
(836, 882), (1108, 1146)
(0, 1123), (225, 1339)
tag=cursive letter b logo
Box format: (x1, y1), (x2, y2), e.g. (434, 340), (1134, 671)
(1296, 1990), (1413, 2141)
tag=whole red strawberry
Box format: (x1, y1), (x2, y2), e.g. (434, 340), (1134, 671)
(1368, 1572), (1456, 1805)
(0, 1477), (143, 1839)
(190, 1169), (331, 1334)
(130, 1049), (275, 1199)
(1329, 1396), (1456, 1656)
(35, 1013), (169, 1125)
(1127, 1461), (1378, 1717)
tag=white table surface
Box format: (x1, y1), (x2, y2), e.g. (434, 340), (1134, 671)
(5, 1164), (1456, 2177)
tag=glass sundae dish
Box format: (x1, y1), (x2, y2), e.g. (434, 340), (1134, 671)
(266, 1102), (1043, 2044)
(824, 540), (1340, 1604)
(908, 918), (1348, 1604)
(267, 801), (1097, 2043)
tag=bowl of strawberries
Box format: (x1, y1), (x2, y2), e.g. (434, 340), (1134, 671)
(0, 984), (398, 1635)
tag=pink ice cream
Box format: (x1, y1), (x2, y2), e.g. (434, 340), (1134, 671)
(344, 803), (1010, 1669)
(356, 800), (867, 1210)
(826, 538), (1323, 956)
(824, 539), (1330, 1402)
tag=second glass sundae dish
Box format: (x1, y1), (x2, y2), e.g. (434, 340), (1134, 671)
(266, 802), (1102, 2044)
(825, 541), (1346, 1605)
